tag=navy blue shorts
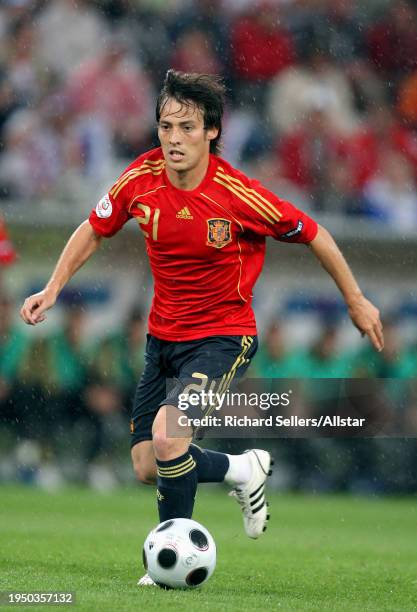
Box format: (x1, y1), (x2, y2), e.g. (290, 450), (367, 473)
(130, 334), (258, 448)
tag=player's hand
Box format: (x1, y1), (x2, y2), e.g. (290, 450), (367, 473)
(20, 288), (57, 326)
(347, 295), (384, 352)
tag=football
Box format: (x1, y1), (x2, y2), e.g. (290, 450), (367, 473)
(142, 518), (216, 589)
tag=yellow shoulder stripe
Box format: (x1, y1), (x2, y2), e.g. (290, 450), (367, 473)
(111, 168), (164, 198)
(142, 158), (166, 166)
(111, 159), (165, 189)
(216, 168), (282, 223)
(213, 177), (276, 224)
(110, 159), (165, 199)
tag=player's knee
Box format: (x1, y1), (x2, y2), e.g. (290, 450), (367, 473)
(152, 430), (182, 460)
(133, 460), (156, 485)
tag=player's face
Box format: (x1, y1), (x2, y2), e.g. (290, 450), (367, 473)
(158, 98), (218, 173)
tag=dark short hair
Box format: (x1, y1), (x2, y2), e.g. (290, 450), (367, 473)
(156, 69), (226, 155)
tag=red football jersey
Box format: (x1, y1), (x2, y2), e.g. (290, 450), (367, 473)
(89, 147), (318, 341)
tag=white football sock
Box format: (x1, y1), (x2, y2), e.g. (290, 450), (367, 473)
(224, 453), (252, 485)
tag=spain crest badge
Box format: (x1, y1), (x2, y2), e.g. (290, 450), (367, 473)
(206, 218), (232, 249)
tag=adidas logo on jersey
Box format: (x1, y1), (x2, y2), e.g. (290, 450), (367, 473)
(176, 207), (193, 220)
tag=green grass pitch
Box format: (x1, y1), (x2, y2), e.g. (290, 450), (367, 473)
(0, 485), (416, 611)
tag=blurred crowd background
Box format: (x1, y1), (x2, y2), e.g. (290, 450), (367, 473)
(0, 0), (416, 226)
(0, 0), (416, 493)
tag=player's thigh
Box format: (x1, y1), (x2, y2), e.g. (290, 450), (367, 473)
(176, 334), (258, 396)
(131, 440), (156, 484)
(130, 335), (167, 450)
(161, 335), (258, 432)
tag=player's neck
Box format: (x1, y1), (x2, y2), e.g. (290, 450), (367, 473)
(165, 155), (210, 191)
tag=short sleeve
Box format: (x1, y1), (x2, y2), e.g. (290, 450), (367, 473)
(89, 160), (140, 237)
(89, 189), (132, 238)
(236, 178), (318, 244)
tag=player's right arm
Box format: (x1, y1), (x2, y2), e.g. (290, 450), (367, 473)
(21, 151), (157, 325)
(20, 220), (102, 325)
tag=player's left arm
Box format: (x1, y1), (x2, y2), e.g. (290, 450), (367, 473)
(228, 173), (383, 351)
(308, 224), (384, 352)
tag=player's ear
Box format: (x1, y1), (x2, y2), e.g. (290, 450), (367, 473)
(206, 127), (219, 142)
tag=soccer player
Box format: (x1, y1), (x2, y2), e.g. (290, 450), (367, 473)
(20, 70), (383, 586)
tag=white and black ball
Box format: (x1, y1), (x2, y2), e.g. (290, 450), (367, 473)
(143, 518), (216, 589)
